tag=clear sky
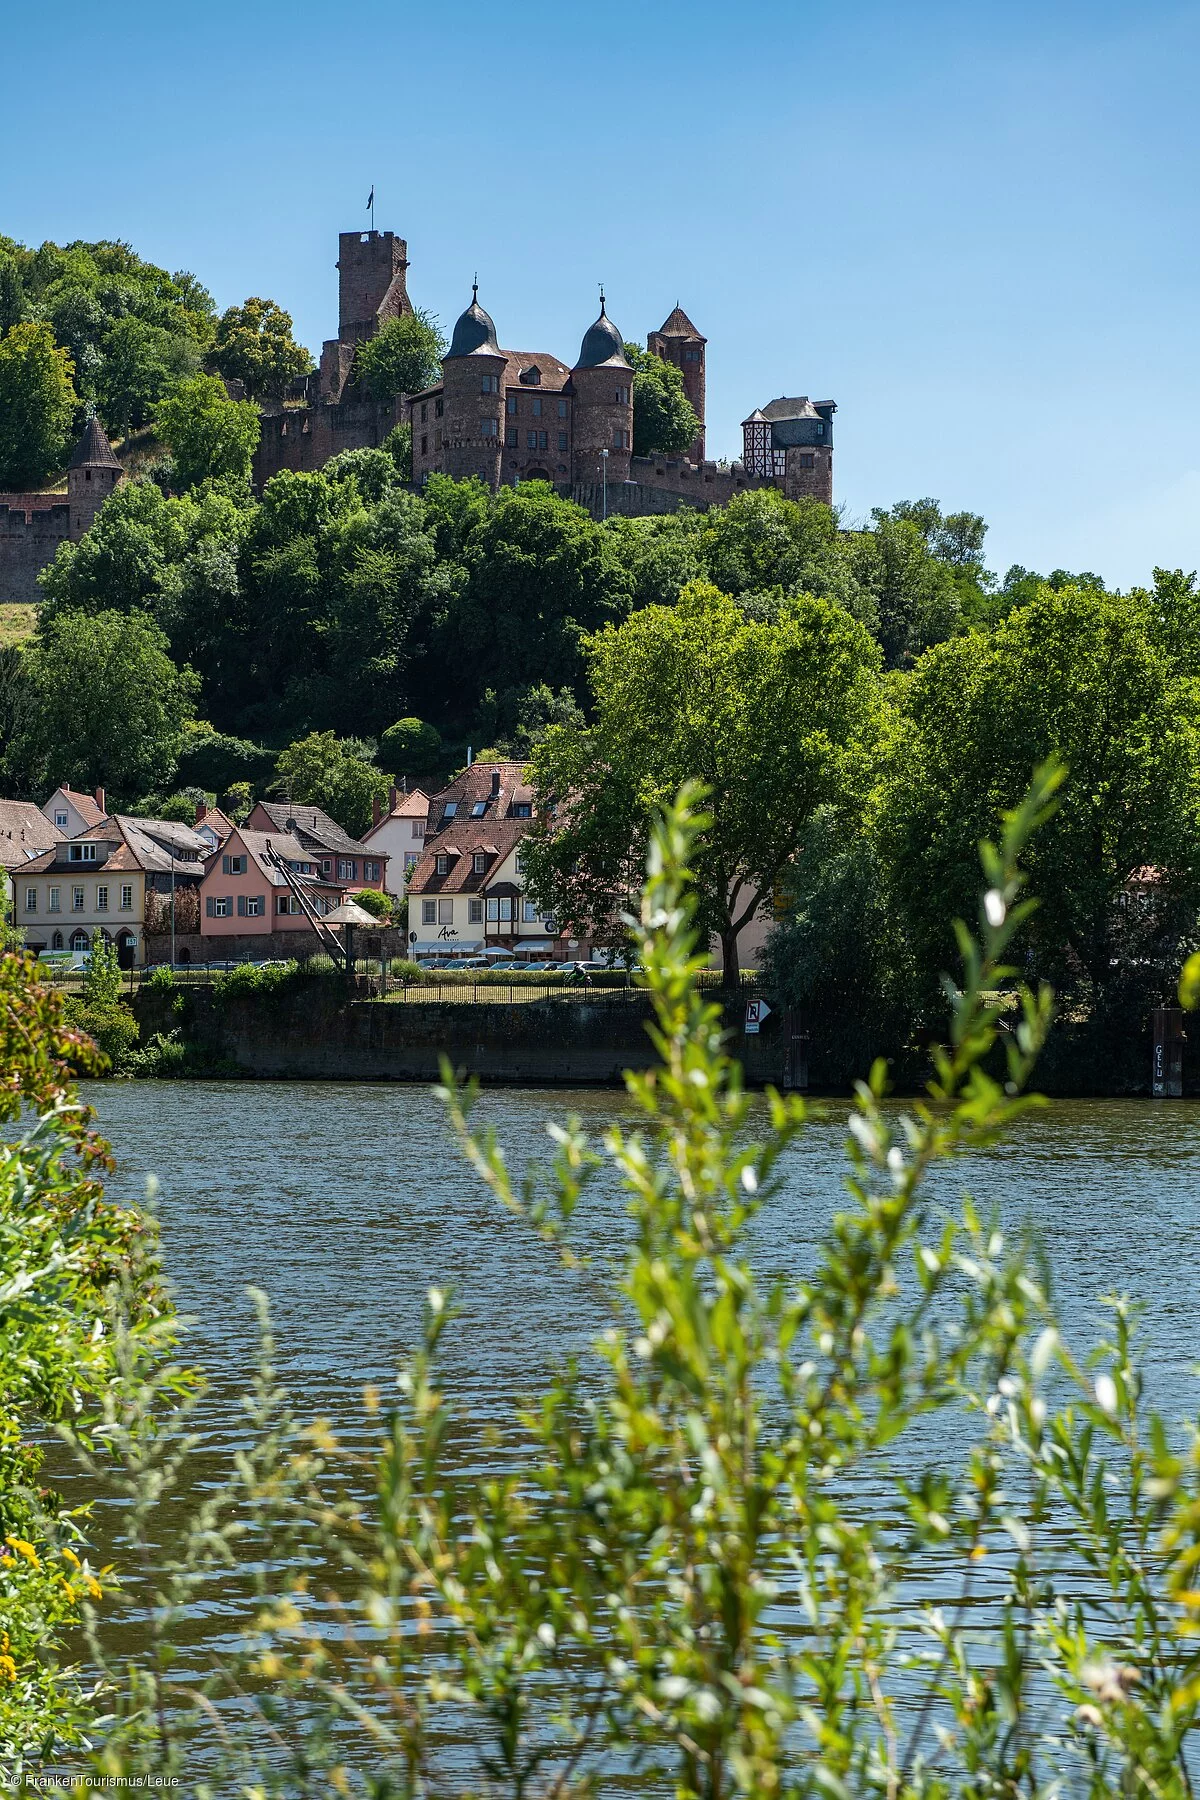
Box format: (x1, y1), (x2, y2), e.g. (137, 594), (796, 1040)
(2, 0), (1196, 588)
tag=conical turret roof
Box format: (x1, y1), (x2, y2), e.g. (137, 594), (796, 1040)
(575, 296), (629, 370)
(68, 416), (121, 470)
(656, 304), (705, 340)
(446, 284), (502, 359)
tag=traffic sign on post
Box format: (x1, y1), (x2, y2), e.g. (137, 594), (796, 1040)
(745, 999), (771, 1034)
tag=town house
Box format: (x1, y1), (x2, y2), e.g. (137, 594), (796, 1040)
(13, 813), (211, 966)
(405, 762), (563, 957)
(245, 801), (388, 894)
(198, 826), (350, 938)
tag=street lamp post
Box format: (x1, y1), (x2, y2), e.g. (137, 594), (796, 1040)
(600, 447), (608, 520)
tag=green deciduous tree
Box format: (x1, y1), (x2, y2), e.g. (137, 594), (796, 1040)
(427, 483), (631, 725)
(0, 321), (77, 488)
(524, 580), (881, 976)
(96, 314), (198, 438)
(700, 485), (871, 621)
(210, 296), (312, 400)
(352, 309), (445, 401)
(379, 716), (443, 785)
(158, 374), (260, 490)
(10, 609), (200, 804)
(846, 511), (964, 667)
(625, 339), (700, 456)
(877, 580), (1200, 1003)
(272, 731), (389, 838)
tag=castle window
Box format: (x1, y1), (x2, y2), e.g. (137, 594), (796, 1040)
(612, 426), (627, 449)
(532, 397), (542, 418)
(507, 395), (517, 415)
(481, 374), (499, 394)
(539, 430), (548, 449)
(558, 431), (568, 451)
(816, 422), (824, 436)
(420, 403), (427, 423)
(519, 366), (541, 385)
(615, 387), (629, 404)
(421, 435), (428, 455)
(507, 427), (518, 448)
(85, 469), (92, 482)
(800, 454), (814, 469)
(435, 429), (442, 449)
(527, 431), (538, 450)
(557, 399), (567, 418)
(480, 418), (498, 437)
(435, 397), (443, 417)
(685, 349), (700, 361)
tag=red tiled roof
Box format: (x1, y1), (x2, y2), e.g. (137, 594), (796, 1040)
(406, 817), (529, 895)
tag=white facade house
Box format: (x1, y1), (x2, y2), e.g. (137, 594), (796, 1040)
(361, 787), (430, 895)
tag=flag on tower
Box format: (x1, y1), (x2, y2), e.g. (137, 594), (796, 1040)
(366, 185), (374, 210)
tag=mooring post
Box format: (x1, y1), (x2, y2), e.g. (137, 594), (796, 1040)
(1151, 1005), (1185, 1097)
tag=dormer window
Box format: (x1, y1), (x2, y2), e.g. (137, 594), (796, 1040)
(513, 804), (532, 819)
(519, 366), (541, 386)
(436, 854), (449, 875)
(473, 852), (487, 873)
(68, 842), (98, 862)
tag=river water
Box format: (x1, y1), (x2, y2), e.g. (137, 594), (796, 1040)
(60, 1081), (1200, 1778)
(89, 1081), (1200, 1434)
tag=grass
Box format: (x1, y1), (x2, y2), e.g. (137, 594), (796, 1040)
(0, 603), (36, 648)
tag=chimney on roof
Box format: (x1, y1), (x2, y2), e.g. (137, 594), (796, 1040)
(195, 800), (207, 825)
(95, 786), (105, 814)
(388, 784), (399, 812)
(491, 770), (501, 798)
(372, 792), (383, 827)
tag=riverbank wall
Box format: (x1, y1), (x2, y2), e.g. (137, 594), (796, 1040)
(133, 983), (796, 1086)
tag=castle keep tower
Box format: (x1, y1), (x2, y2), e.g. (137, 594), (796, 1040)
(441, 285), (506, 487)
(647, 305), (706, 462)
(570, 297), (633, 488)
(319, 230), (413, 402)
(67, 417), (123, 541)
(338, 229), (410, 346)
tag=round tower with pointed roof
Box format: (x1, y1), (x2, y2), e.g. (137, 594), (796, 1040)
(440, 283), (506, 485)
(569, 295), (633, 488)
(67, 416), (124, 542)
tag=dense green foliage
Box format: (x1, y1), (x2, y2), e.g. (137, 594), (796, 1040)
(352, 308), (445, 401)
(209, 296), (312, 400)
(523, 581), (881, 976)
(0, 321), (77, 488)
(625, 339), (701, 456)
(0, 235), (215, 444)
(0, 950), (184, 1759)
(8, 607), (199, 804)
(272, 730), (389, 838)
(158, 372), (261, 490)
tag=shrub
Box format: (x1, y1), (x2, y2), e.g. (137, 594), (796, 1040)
(63, 998), (140, 1071)
(144, 963), (177, 991)
(210, 959), (300, 1005)
(353, 885), (392, 920)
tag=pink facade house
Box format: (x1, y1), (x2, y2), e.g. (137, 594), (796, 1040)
(199, 828), (348, 939)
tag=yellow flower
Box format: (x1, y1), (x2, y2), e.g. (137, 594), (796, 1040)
(4, 1536), (41, 1570)
(60, 1546), (81, 1570)
(0, 1654), (16, 1684)
(85, 1575), (103, 1600)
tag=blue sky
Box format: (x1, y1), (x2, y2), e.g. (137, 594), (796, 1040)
(2, 0), (1196, 587)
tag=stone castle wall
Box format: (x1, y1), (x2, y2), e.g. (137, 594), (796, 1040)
(0, 497), (70, 604)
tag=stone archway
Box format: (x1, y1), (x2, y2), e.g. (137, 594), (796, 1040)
(115, 928), (137, 970)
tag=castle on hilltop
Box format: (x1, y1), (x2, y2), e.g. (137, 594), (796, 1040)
(256, 227), (835, 519)
(0, 227), (838, 604)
